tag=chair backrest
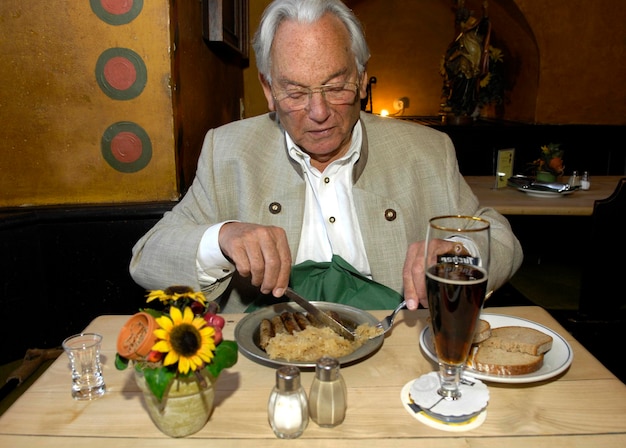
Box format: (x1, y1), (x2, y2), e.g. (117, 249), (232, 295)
(578, 177), (626, 319)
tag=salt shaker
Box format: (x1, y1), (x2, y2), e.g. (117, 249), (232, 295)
(581, 171), (591, 190)
(268, 366), (309, 439)
(309, 356), (347, 427)
(568, 170), (580, 188)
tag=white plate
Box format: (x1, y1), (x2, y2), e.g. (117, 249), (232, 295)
(420, 313), (573, 384)
(517, 187), (575, 198)
(234, 301), (383, 369)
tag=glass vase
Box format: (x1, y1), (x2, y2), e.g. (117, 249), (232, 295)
(536, 171), (557, 182)
(134, 368), (215, 438)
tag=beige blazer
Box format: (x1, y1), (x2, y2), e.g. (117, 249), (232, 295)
(130, 112), (523, 312)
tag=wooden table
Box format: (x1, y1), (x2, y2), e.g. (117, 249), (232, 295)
(1, 307), (625, 446)
(465, 175), (624, 215)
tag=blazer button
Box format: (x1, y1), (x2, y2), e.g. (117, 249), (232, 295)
(269, 202), (282, 214)
(384, 209), (397, 221)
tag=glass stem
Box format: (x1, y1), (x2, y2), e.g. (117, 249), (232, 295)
(437, 363), (462, 400)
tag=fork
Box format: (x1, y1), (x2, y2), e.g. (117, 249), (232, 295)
(375, 300), (407, 335)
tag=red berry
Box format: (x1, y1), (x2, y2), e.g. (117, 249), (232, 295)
(190, 301), (206, 315)
(212, 326), (223, 345)
(203, 312), (225, 330)
(146, 350), (163, 363)
(210, 314), (226, 329)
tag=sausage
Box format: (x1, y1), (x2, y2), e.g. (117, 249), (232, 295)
(294, 312), (310, 330)
(281, 311), (301, 334)
(259, 318), (275, 350)
(271, 315), (287, 335)
(305, 312), (324, 328)
(260, 310), (344, 353)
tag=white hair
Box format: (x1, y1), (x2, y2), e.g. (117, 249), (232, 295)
(252, 0), (370, 84)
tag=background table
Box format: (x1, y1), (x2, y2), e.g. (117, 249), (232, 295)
(1, 307), (625, 446)
(465, 175), (624, 215)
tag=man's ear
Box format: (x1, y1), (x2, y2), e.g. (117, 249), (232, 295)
(359, 70), (369, 100)
(259, 74), (276, 111)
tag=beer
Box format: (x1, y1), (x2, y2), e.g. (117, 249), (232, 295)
(426, 262), (487, 365)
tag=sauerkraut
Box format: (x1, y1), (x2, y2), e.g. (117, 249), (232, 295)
(265, 323), (381, 361)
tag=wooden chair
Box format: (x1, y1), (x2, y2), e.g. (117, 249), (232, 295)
(577, 177), (626, 321)
(562, 177), (626, 382)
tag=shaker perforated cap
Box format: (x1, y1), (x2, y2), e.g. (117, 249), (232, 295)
(315, 356), (341, 381)
(276, 365), (301, 392)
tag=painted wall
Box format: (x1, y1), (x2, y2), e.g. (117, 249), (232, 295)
(1, 1), (623, 208)
(0, 0), (244, 208)
(515, 0), (625, 124)
(244, 0), (626, 125)
(1, 0), (178, 207)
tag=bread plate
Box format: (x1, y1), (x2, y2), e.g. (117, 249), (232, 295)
(420, 314), (573, 383)
(517, 187), (575, 198)
(235, 301), (383, 369)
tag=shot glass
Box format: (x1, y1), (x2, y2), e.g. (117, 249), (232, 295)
(62, 332), (106, 400)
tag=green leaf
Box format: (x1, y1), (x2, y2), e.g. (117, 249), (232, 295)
(206, 340), (238, 378)
(115, 353), (129, 370)
(141, 308), (163, 319)
(133, 340), (237, 402)
(142, 366), (176, 401)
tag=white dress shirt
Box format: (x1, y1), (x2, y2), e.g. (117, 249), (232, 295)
(195, 120), (371, 290)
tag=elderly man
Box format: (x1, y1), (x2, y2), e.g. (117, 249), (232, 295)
(130, 0), (522, 313)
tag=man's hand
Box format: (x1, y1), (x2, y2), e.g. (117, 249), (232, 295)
(218, 222), (292, 297)
(402, 239), (467, 310)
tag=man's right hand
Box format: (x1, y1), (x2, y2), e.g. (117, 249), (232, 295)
(218, 222), (292, 298)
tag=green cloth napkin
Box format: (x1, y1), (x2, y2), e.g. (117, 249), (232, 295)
(245, 254), (403, 312)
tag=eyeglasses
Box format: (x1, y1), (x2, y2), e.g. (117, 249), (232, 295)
(273, 82), (359, 110)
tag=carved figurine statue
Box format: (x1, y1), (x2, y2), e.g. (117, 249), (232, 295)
(441, 0), (491, 118)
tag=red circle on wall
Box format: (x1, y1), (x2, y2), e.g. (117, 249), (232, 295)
(110, 131), (143, 163)
(103, 56), (137, 91)
(101, 121), (152, 173)
(100, 0), (133, 15)
(90, 0), (143, 25)
(95, 48), (147, 100)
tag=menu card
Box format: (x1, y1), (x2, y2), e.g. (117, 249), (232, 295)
(495, 148), (515, 188)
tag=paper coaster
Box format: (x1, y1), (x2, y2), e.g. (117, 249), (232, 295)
(400, 373), (488, 432)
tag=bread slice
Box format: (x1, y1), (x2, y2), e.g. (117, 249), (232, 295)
(472, 346), (544, 375)
(480, 326), (553, 356)
(472, 319), (491, 344)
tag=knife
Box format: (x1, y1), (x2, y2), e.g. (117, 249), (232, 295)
(284, 288), (356, 341)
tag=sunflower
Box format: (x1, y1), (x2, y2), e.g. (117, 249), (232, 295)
(152, 306), (216, 374)
(146, 285), (207, 307)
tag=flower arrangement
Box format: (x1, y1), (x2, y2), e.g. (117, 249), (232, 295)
(530, 143), (565, 177)
(115, 286), (237, 401)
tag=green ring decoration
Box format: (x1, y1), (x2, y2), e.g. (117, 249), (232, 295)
(95, 47), (147, 100)
(89, 0), (144, 26)
(101, 121), (152, 173)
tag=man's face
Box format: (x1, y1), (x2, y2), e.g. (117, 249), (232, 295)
(260, 13), (367, 170)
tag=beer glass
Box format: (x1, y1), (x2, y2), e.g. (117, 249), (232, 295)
(425, 215), (490, 400)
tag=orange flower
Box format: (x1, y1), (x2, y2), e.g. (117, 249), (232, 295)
(549, 157), (563, 173)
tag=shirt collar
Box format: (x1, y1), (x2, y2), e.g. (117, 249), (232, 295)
(287, 120), (362, 169)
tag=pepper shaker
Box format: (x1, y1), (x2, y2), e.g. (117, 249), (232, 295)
(268, 366), (309, 438)
(568, 170), (580, 188)
(309, 356), (347, 427)
(581, 171), (591, 190)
